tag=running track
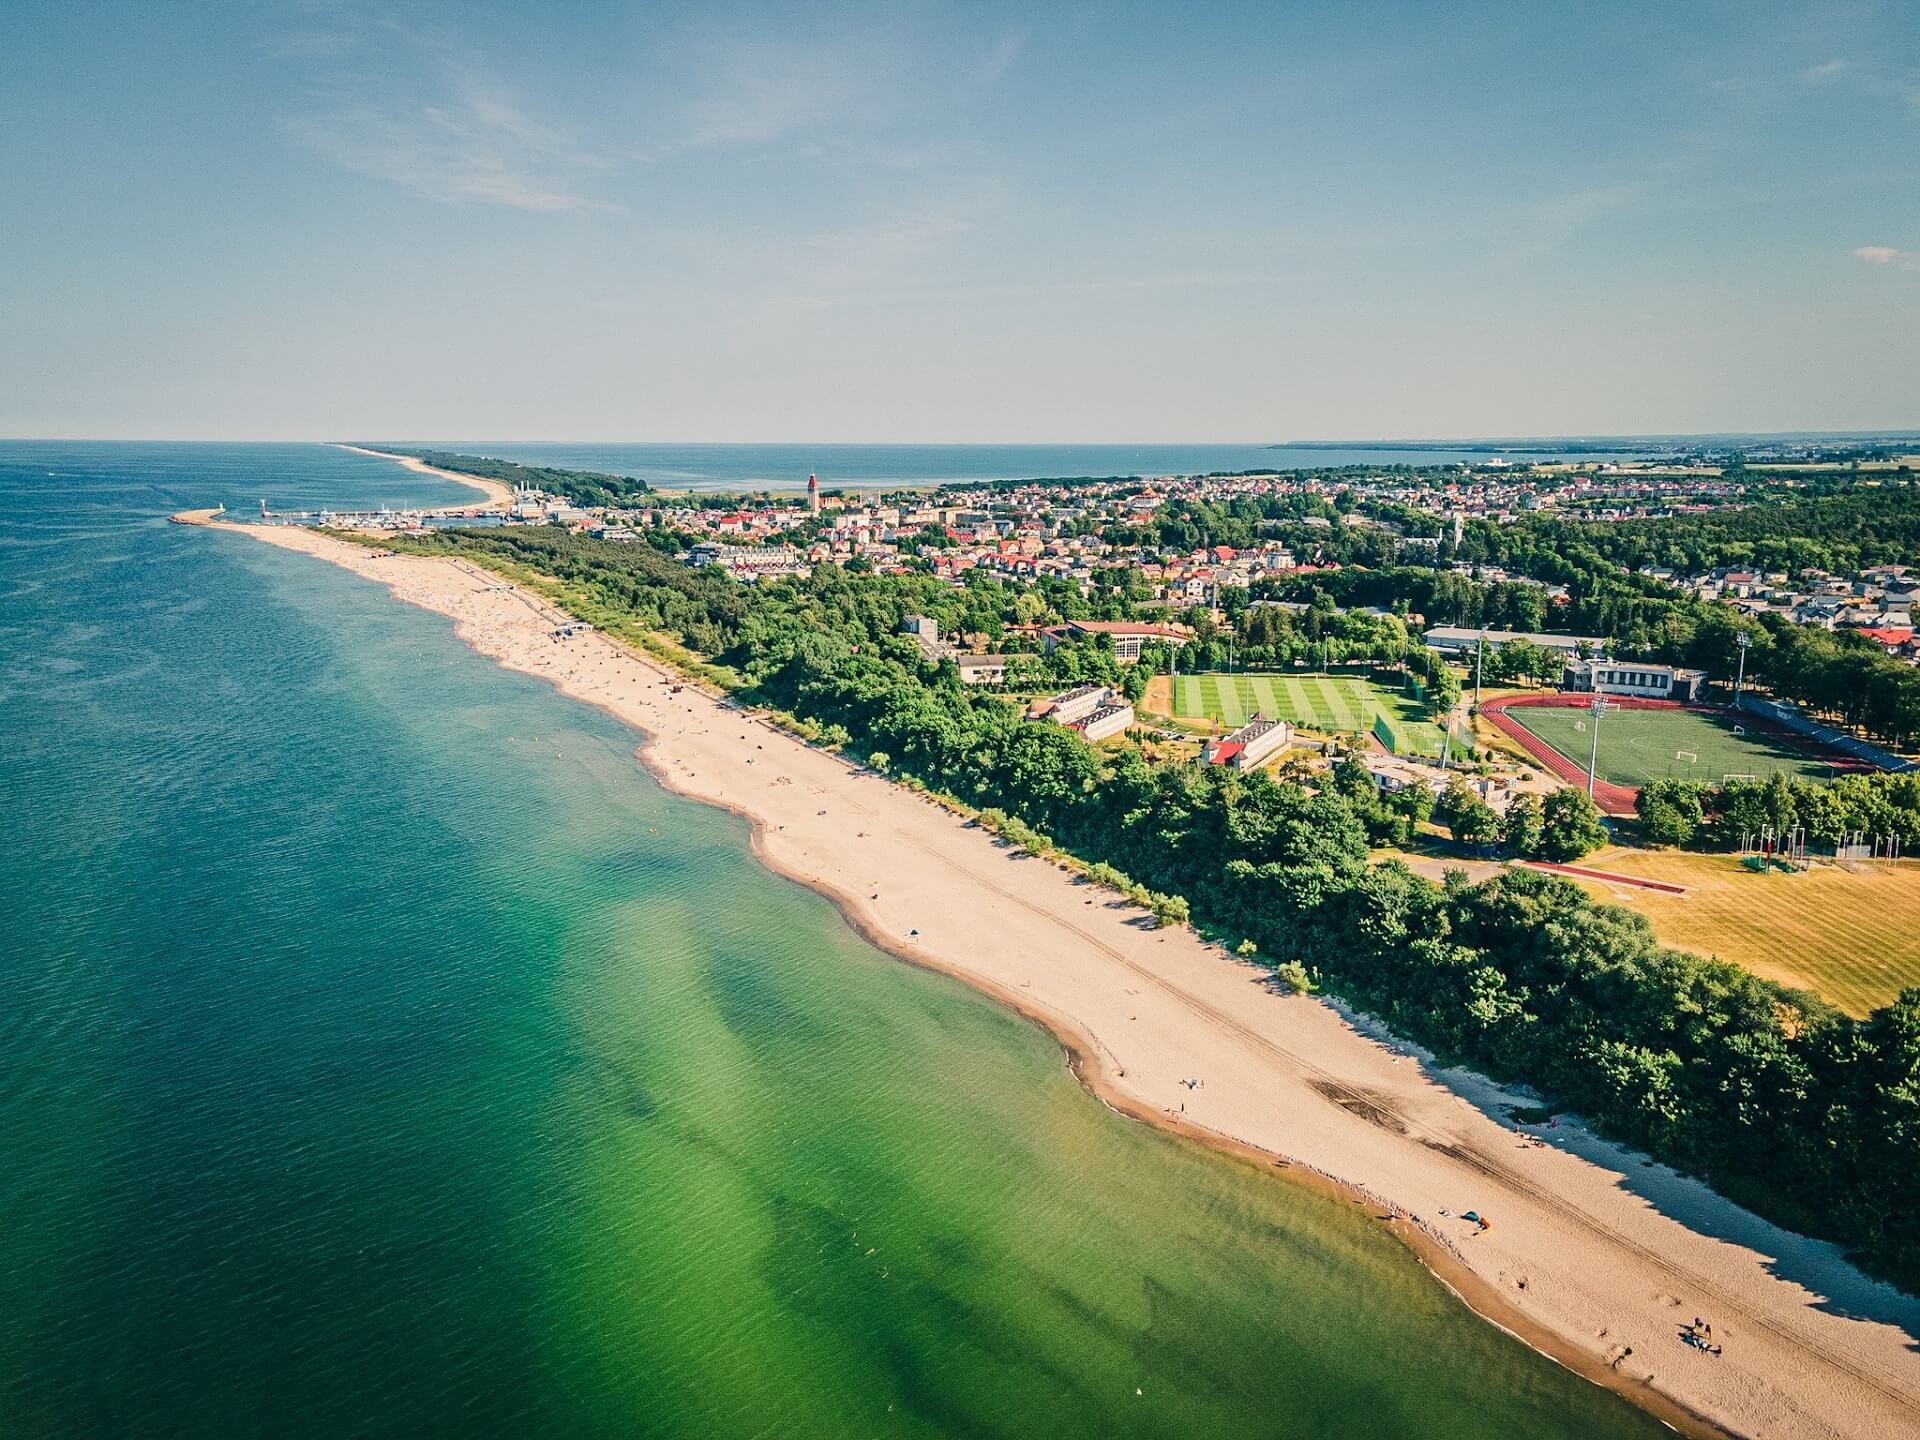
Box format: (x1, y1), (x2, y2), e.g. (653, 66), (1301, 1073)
(1478, 693), (1871, 818)
(1479, 694), (1641, 815)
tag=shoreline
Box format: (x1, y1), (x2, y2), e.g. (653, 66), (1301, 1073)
(726, 796), (1733, 1440)
(331, 444), (516, 508)
(193, 514), (1920, 1440)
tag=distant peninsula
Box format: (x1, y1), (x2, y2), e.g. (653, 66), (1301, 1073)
(351, 446), (654, 507)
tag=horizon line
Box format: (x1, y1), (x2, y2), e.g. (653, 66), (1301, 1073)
(4, 429), (1920, 448)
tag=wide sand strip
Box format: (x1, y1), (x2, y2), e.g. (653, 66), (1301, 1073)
(332, 445), (516, 509)
(208, 519), (1920, 1440)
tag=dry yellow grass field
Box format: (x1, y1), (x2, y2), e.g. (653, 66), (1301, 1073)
(1566, 847), (1920, 1017)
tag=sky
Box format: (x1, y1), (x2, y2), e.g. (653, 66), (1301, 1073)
(1, 0), (1917, 442)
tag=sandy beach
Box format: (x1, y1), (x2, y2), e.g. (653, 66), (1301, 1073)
(205, 518), (1920, 1440)
(333, 445), (516, 509)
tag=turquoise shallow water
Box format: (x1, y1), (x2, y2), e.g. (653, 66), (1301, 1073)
(0, 443), (1668, 1438)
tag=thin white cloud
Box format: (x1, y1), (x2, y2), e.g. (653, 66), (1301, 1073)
(1801, 58), (1847, 83)
(629, 33), (899, 164)
(266, 28), (358, 61)
(1497, 184), (1644, 262)
(278, 27), (614, 212)
(1852, 245), (1919, 270)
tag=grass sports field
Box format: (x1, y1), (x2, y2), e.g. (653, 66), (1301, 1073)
(1566, 849), (1920, 1017)
(1503, 703), (1835, 788)
(1171, 673), (1451, 755)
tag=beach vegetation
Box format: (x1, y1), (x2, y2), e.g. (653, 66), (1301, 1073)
(1148, 893), (1190, 929)
(1273, 961), (1316, 994)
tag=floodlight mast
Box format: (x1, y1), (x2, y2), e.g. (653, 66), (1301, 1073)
(1586, 691), (1608, 798)
(1734, 631), (1750, 706)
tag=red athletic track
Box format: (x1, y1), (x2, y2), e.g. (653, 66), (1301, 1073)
(1478, 692), (1872, 818)
(1514, 860), (1688, 894)
(1480, 693), (1641, 814)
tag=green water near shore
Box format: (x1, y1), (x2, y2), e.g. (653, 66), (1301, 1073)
(0, 444), (1667, 1437)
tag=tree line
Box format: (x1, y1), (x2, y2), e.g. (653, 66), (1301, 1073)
(376, 448), (656, 507)
(1491, 483), (1920, 579)
(1637, 770), (1920, 851)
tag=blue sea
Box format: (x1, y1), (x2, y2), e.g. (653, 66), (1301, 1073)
(368, 441), (1577, 492)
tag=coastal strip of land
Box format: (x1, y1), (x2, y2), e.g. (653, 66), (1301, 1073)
(198, 515), (1920, 1440)
(332, 445), (516, 508)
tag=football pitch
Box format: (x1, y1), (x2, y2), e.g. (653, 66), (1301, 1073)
(1502, 704), (1836, 788)
(1171, 672), (1450, 755)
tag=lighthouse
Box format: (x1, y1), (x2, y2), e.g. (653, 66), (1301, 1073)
(807, 472), (821, 515)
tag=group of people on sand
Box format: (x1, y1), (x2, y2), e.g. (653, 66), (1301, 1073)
(1680, 1317), (1723, 1357)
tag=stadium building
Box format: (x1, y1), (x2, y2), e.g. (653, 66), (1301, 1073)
(1421, 626), (1607, 659)
(1560, 658), (1708, 702)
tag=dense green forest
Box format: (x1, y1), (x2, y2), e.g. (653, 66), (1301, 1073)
(368, 524), (1920, 1291)
(1486, 484), (1920, 579)
(369, 448), (656, 507)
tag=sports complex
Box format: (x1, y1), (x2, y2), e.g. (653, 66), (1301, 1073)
(1482, 694), (1865, 813)
(1169, 672), (1453, 757)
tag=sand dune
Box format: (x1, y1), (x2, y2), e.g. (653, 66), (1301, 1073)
(208, 518), (1920, 1440)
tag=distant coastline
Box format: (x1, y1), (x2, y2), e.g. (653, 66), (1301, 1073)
(1271, 430), (1920, 456)
(1270, 439), (1657, 455)
(333, 444), (516, 508)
